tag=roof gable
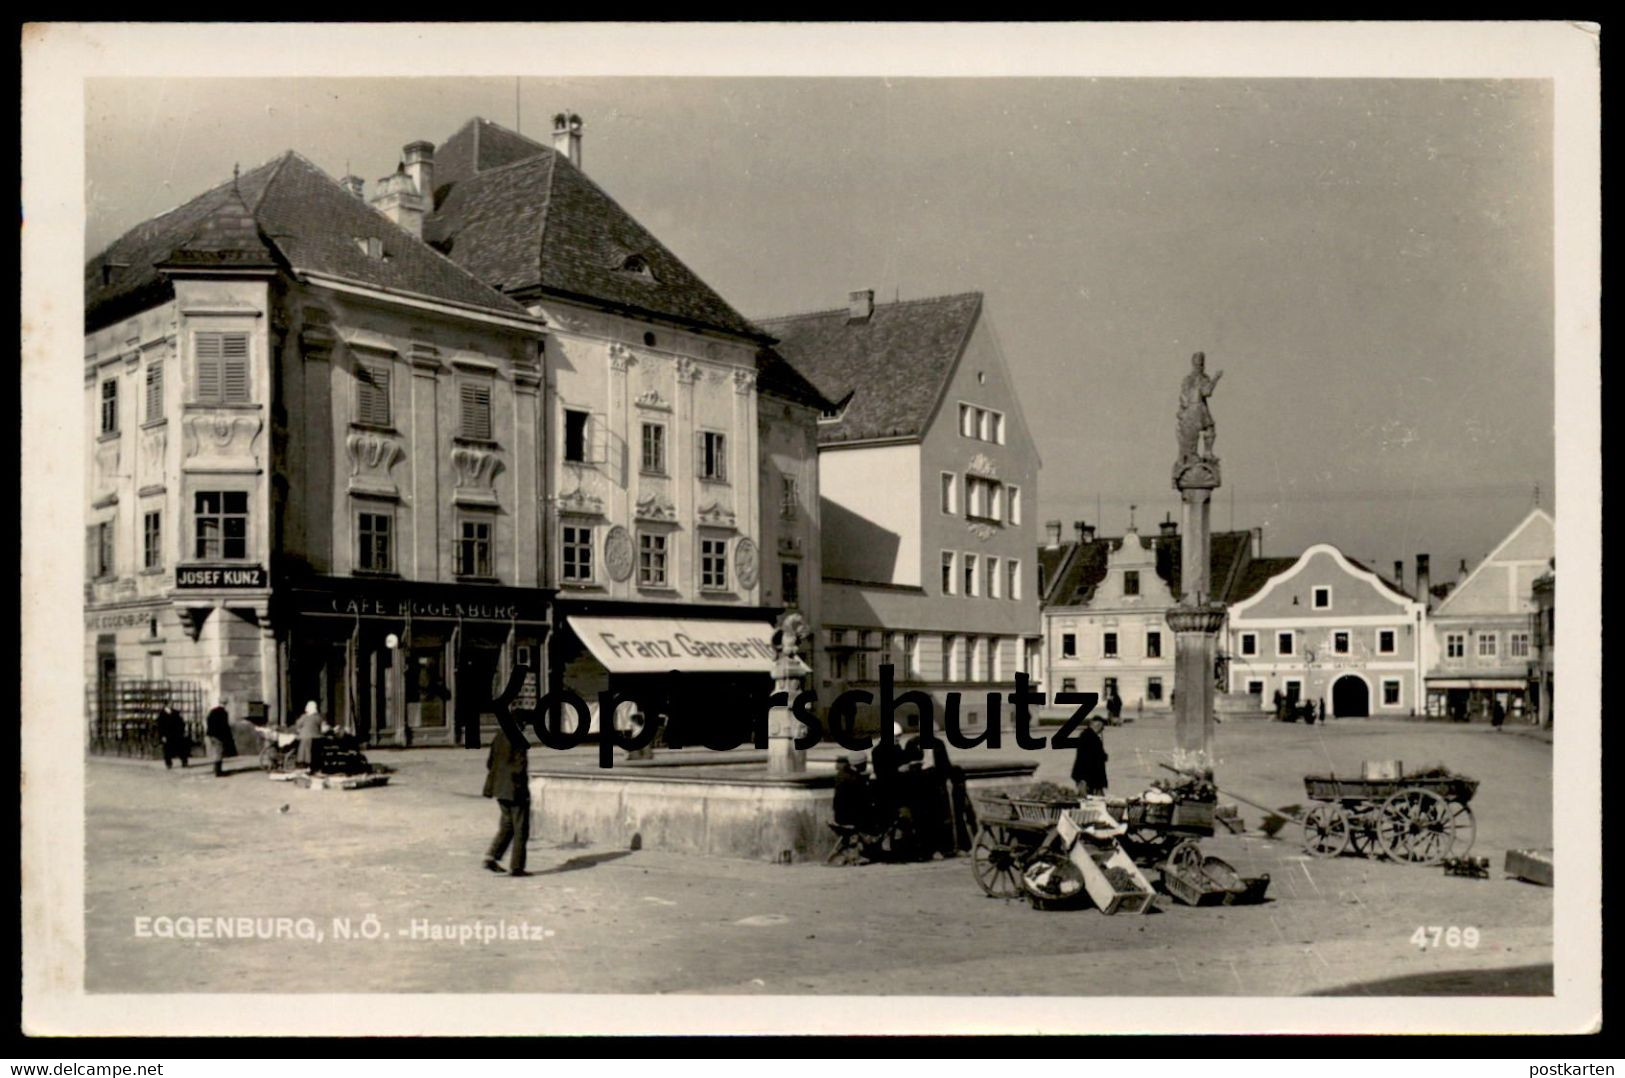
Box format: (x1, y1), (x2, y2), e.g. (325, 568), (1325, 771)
(1230, 543), (1418, 619)
(1435, 507), (1556, 615)
(756, 293), (983, 446)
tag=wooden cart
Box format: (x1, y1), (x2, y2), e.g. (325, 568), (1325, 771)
(1299, 773), (1479, 864)
(967, 793), (1075, 899)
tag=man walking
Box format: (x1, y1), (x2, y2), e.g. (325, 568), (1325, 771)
(1071, 715), (1110, 796)
(483, 666), (533, 877)
(156, 698), (189, 770)
(1106, 689), (1124, 725)
(204, 700), (236, 777)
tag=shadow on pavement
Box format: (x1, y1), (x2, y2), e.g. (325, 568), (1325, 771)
(1311, 963), (1552, 996)
(535, 850), (634, 875)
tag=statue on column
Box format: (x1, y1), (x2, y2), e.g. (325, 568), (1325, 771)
(1175, 351), (1223, 469)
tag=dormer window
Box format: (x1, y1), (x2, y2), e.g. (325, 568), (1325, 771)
(615, 252), (657, 282)
(355, 237), (386, 260)
(819, 392), (853, 423)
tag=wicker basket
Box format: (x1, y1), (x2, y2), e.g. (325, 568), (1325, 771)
(1122, 800), (1175, 828)
(1010, 797), (1079, 823)
(968, 793), (1019, 823)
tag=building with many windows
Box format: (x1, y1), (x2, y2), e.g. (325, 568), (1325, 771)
(419, 117), (828, 720)
(85, 151), (549, 745)
(758, 291), (1040, 731)
(1225, 544), (1426, 718)
(1039, 519), (1267, 714)
(1421, 507), (1554, 722)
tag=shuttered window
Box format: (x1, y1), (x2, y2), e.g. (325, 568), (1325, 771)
(355, 362), (392, 427)
(145, 361), (164, 422)
(460, 380), (493, 440)
(195, 332), (250, 405)
(99, 379), (118, 434)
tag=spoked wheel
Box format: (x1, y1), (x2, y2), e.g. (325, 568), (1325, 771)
(1347, 809), (1382, 857)
(1377, 788), (1455, 865)
(1018, 849), (1089, 910)
(1302, 803), (1351, 858)
(1165, 838), (1203, 873)
(970, 826), (1025, 899)
(1445, 801), (1477, 858)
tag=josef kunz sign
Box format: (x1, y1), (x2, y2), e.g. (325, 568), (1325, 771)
(176, 565), (267, 589)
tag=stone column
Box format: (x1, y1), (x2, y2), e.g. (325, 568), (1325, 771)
(1168, 457), (1222, 776)
(768, 614), (810, 775)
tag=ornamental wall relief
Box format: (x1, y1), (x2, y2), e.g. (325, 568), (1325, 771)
(696, 499), (736, 529)
(181, 411), (264, 468)
(603, 525), (634, 582)
(451, 445), (505, 490)
(734, 537), (759, 590)
(966, 453), (998, 478)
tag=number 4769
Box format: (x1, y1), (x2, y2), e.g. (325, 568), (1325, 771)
(1411, 926), (1480, 949)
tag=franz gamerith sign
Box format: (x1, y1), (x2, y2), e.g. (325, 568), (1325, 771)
(175, 565), (267, 589)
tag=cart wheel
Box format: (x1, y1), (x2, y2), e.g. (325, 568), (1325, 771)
(970, 826), (1024, 899)
(1302, 803), (1350, 858)
(1018, 849), (1089, 909)
(1165, 839), (1203, 873)
(1347, 808), (1381, 857)
(1445, 802), (1477, 858)
(1377, 788), (1455, 865)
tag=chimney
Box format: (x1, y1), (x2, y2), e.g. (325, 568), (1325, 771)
(1075, 521), (1096, 543)
(1160, 513), (1178, 539)
(847, 289), (875, 324)
(552, 112), (583, 168)
(1458, 558), (1470, 586)
(369, 161), (427, 239)
(1044, 521), (1062, 549)
(1252, 526), (1263, 558)
(1415, 554), (1431, 608)
(1394, 560), (1405, 591)
(340, 175), (365, 199)
(403, 141), (435, 207)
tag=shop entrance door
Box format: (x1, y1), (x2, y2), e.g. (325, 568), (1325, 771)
(456, 643), (501, 749)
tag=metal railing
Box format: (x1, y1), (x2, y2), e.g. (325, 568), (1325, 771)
(87, 678), (207, 758)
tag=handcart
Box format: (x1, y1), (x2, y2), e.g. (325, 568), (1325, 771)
(967, 791), (1076, 899)
(1299, 771), (1479, 864)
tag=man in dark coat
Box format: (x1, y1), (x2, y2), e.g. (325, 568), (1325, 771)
(483, 666), (533, 877)
(156, 700), (188, 770)
(1071, 715), (1109, 796)
(1490, 697), (1506, 731)
(204, 701), (236, 777)
(1106, 690), (1123, 724)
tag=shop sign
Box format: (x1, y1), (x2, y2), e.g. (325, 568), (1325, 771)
(85, 609), (158, 630)
(176, 565), (267, 588)
(323, 596), (523, 622)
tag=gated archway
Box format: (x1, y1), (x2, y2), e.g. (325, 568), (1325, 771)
(1331, 674), (1370, 718)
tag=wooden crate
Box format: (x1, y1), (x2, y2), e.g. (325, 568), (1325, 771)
(1504, 848), (1553, 887)
(1070, 841), (1156, 915)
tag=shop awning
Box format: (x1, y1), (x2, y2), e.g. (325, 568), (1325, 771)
(1425, 677), (1529, 690)
(566, 616), (777, 674)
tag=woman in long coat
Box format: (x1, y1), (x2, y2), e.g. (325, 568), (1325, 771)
(1071, 716), (1109, 796)
(204, 701), (237, 777)
(295, 701), (325, 770)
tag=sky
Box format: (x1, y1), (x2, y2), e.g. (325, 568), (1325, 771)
(84, 75), (1557, 586)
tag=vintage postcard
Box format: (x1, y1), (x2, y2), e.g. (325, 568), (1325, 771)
(20, 21), (1601, 1037)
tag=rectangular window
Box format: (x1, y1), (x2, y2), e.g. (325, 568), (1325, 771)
(638, 532), (669, 587)
(940, 472), (957, 514)
(1446, 633), (1465, 659)
(1378, 629), (1397, 654)
(1103, 632), (1119, 658)
(1284, 679), (1302, 702)
(99, 378), (118, 435)
(561, 524), (593, 582)
(989, 484), (1004, 521)
(701, 537), (728, 590)
(1147, 676), (1164, 702)
(357, 511), (392, 572)
(460, 380), (493, 440)
(88, 521), (115, 578)
(941, 551), (956, 595)
(1123, 570), (1140, 597)
(145, 361), (164, 423)
(780, 474), (798, 519)
(1333, 631), (1350, 655)
(1312, 586), (1331, 610)
(142, 511), (161, 570)
(991, 413), (1006, 445)
(964, 553), (978, 597)
(1240, 632), (1257, 656)
(564, 409), (590, 463)
(959, 404), (975, 437)
(1478, 633), (1498, 658)
(1061, 633), (1077, 658)
(1007, 559), (1021, 600)
(194, 332), (250, 405)
(987, 556), (1000, 599)
(1246, 680), (1265, 698)
(781, 561), (800, 607)
(1509, 632), (1531, 658)
(1146, 631), (1162, 659)
(1277, 631), (1295, 657)
(1007, 485), (1021, 524)
(970, 637), (987, 682)
(640, 422), (666, 474)
(942, 635), (959, 681)
(457, 518), (492, 578)
(700, 431), (728, 481)
(194, 491), (248, 560)
(903, 633), (919, 678)
(1382, 679), (1402, 706)
(1061, 677), (1077, 694)
(1103, 676), (1118, 700)
(965, 477), (1003, 522)
(977, 410), (992, 442)
(356, 362), (392, 427)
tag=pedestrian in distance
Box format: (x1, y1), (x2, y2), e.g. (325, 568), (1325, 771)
(1318, 698), (1327, 724)
(204, 700), (236, 778)
(1273, 688), (1286, 722)
(483, 664), (533, 878)
(295, 700), (325, 772)
(156, 698), (189, 770)
(1071, 715), (1110, 796)
(1491, 696), (1506, 732)
(1106, 689), (1124, 725)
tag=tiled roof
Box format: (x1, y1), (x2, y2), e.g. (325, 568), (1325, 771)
(755, 293), (983, 446)
(87, 152), (530, 332)
(1228, 557), (1301, 605)
(1037, 543), (1077, 605)
(756, 346), (835, 411)
(1041, 530), (1262, 609)
(1347, 556), (1417, 601)
(423, 118), (764, 341)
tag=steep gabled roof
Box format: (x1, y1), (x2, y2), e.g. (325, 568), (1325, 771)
(756, 293), (984, 446)
(1037, 543), (1078, 605)
(756, 346), (835, 411)
(87, 152), (530, 332)
(423, 118), (764, 341)
(1228, 557), (1301, 605)
(1040, 530), (1261, 610)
